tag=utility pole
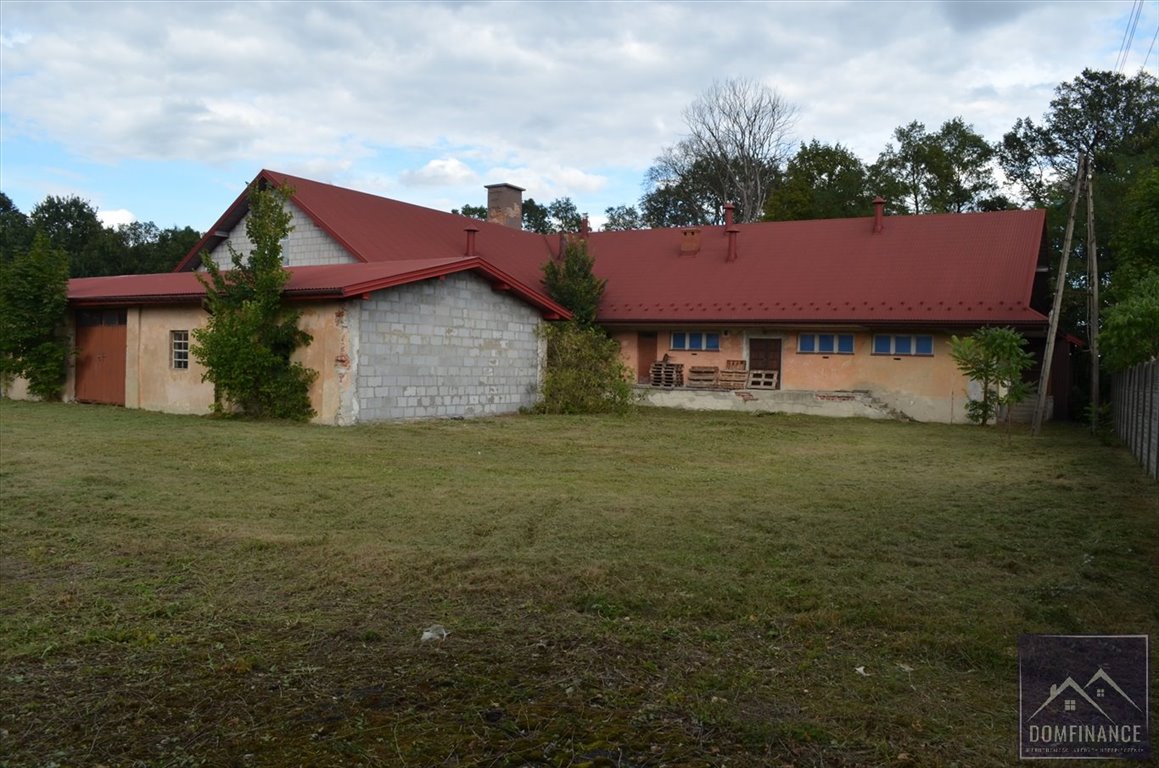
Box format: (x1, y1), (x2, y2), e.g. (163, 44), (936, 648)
(1032, 154), (1087, 436)
(1086, 155), (1100, 434)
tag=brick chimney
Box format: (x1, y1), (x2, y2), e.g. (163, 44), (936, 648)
(726, 227), (739, 262)
(872, 197), (886, 234)
(723, 203), (735, 228)
(485, 183), (524, 229)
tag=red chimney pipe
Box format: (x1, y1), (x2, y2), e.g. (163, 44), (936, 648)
(723, 203), (735, 228)
(726, 227), (739, 262)
(465, 226), (479, 257)
(872, 197), (885, 234)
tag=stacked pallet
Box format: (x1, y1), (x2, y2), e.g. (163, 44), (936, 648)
(717, 360), (748, 390)
(686, 366), (719, 389)
(649, 361), (684, 388)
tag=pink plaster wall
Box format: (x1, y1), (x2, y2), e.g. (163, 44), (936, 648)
(613, 327), (972, 421)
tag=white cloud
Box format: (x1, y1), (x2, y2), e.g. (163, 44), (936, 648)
(97, 208), (135, 228)
(0, 0), (1147, 226)
(400, 158), (478, 187)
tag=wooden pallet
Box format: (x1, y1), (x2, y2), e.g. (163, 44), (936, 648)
(650, 361), (684, 388)
(717, 369), (749, 390)
(686, 366), (719, 389)
(748, 370), (779, 389)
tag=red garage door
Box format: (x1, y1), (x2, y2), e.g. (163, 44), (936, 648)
(74, 310), (127, 405)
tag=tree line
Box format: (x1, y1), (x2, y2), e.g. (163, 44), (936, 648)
(454, 69), (1157, 375)
(0, 193), (202, 399)
(1, 193), (200, 278)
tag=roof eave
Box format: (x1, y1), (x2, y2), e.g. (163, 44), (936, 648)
(334, 258), (571, 320)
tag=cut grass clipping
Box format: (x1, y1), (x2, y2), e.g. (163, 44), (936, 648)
(1, 401), (1156, 766)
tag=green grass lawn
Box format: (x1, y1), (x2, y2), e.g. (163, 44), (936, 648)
(1, 401), (1156, 767)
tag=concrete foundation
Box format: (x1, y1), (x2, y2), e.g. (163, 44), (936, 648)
(639, 387), (902, 420)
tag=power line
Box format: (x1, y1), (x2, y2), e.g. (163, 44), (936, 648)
(1141, 23), (1158, 72)
(1113, 0), (1144, 73)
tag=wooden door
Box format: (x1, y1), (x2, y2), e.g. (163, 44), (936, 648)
(75, 310), (127, 405)
(748, 338), (782, 389)
(637, 332), (658, 384)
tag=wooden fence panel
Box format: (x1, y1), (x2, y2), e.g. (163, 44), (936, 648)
(1113, 359), (1158, 481)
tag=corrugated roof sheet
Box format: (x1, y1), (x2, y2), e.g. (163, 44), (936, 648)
(70, 258), (570, 318)
(589, 210), (1048, 325)
(157, 169), (1049, 327)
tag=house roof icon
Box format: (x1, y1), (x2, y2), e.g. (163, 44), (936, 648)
(1029, 667), (1142, 723)
(1085, 667), (1143, 713)
(1029, 676), (1112, 722)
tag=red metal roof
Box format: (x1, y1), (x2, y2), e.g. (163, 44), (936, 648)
(174, 169), (557, 277)
(70, 258), (570, 318)
(588, 209), (1048, 326)
(159, 169), (1047, 328)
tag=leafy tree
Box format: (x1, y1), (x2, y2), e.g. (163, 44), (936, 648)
(547, 198), (583, 233)
(542, 237), (605, 327)
(191, 183), (317, 420)
(1101, 167), (1159, 371)
(639, 154), (724, 227)
(950, 327), (1035, 429)
(113, 222), (201, 274)
(0, 193), (33, 262)
(999, 69), (1158, 207)
(30, 195), (108, 277)
(522, 197), (584, 234)
(1045, 69), (1157, 177)
(601, 204), (644, 231)
(997, 70), (1158, 402)
(873, 118), (996, 214)
(764, 140), (872, 220)
(1108, 165), (1159, 299)
(645, 78), (796, 224)
(925, 117), (997, 213)
(0, 232), (70, 399)
(451, 204), (487, 219)
(995, 117), (1056, 209)
(25, 193), (202, 276)
(872, 121), (937, 214)
(152, 225), (202, 272)
(1101, 271), (1159, 371)
(533, 321), (635, 415)
(522, 198), (551, 233)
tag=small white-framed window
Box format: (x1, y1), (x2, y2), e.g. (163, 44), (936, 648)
(872, 334), (934, 356)
(798, 333), (854, 354)
(171, 330), (189, 370)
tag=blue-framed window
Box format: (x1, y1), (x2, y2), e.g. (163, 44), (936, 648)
(670, 331), (720, 351)
(798, 333), (854, 354)
(873, 334), (934, 356)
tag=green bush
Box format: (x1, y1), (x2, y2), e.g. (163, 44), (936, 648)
(949, 326), (1034, 428)
(534, 321), (637, 415)
(0, 233), (70, 400)
(191, 184), (317, 420)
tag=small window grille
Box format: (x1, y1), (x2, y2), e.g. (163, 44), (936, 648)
(171, 330), (189, 370)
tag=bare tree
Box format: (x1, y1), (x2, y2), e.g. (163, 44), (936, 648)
(656, 78), (797, 223)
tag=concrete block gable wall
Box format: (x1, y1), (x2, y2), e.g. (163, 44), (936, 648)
(207, 202), (357, 268)
(354, 272), (543, 421)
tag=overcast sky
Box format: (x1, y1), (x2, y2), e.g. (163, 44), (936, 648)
(1, 1), (1155, 232)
